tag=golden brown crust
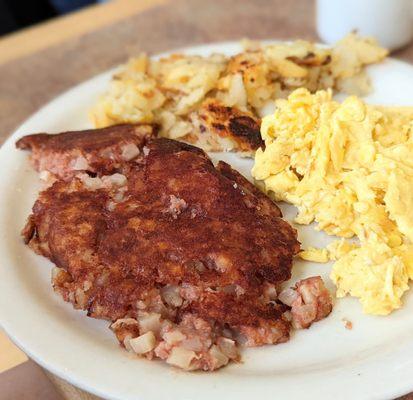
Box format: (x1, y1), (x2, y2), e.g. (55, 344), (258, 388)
(184, 290), (289, 327)
(216, 161), (284, 220)
(192, 99), (263, 152)
(226, 51), (264, 76)
(24, 138), (299, 329)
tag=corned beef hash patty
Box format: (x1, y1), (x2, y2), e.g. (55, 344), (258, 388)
(18, 125), (332, 371)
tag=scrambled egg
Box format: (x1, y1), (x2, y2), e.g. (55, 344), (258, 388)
(252, 88), (413, 315)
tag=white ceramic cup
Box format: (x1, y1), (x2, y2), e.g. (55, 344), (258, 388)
(316, 0), (413, 51)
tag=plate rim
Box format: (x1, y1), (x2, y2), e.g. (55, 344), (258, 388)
(1, 39), (413, 400)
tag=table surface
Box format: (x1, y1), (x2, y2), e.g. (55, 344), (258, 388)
(1, 0), (413, 399)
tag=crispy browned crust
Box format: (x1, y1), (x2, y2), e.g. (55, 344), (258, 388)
(286, 53), (331, 67)
(216, 161), (283, 219)
(226, 51), (264, 75)
(16, 123), (158, 179)
(24, 138), (299, 328)
(194, 99), (263, 152)
(185, 290), (289, 327)
(16, 123), (156, 152)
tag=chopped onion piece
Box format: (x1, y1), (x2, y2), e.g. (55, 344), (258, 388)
(181, 337), (203, 352)
(137, 312), (162, 334)
(283, 310), (293, 322)
(163, 330), (186, 345)
(81, 175), (104, 190)
(121, 143), (140, 161)
(166, 347), (196, 370)
(123, 335), (134, 353)
(299, 284), (315, 304)
(161, 285), (183, 307)
(102, 173), (127, 187)
(73, 156), (89, 171)
(264, 284), (278, 300)
(217, 337), (238, 359)
(129, 331), (156, 354)
(209, 345), (229, 368)
(39, 170), (52, 181)
(110, 318), (139, 330)
(278, 288), (299, 307)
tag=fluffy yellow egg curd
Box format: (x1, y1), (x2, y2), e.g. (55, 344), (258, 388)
(252, 88), (413, 315)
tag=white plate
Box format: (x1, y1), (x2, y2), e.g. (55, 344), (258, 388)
(1, 41), (413, 400)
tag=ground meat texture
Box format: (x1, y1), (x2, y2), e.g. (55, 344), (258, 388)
(16, 123), (158, 180)
(279, 276), (333, 329)
(20, 136), (332, 371)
